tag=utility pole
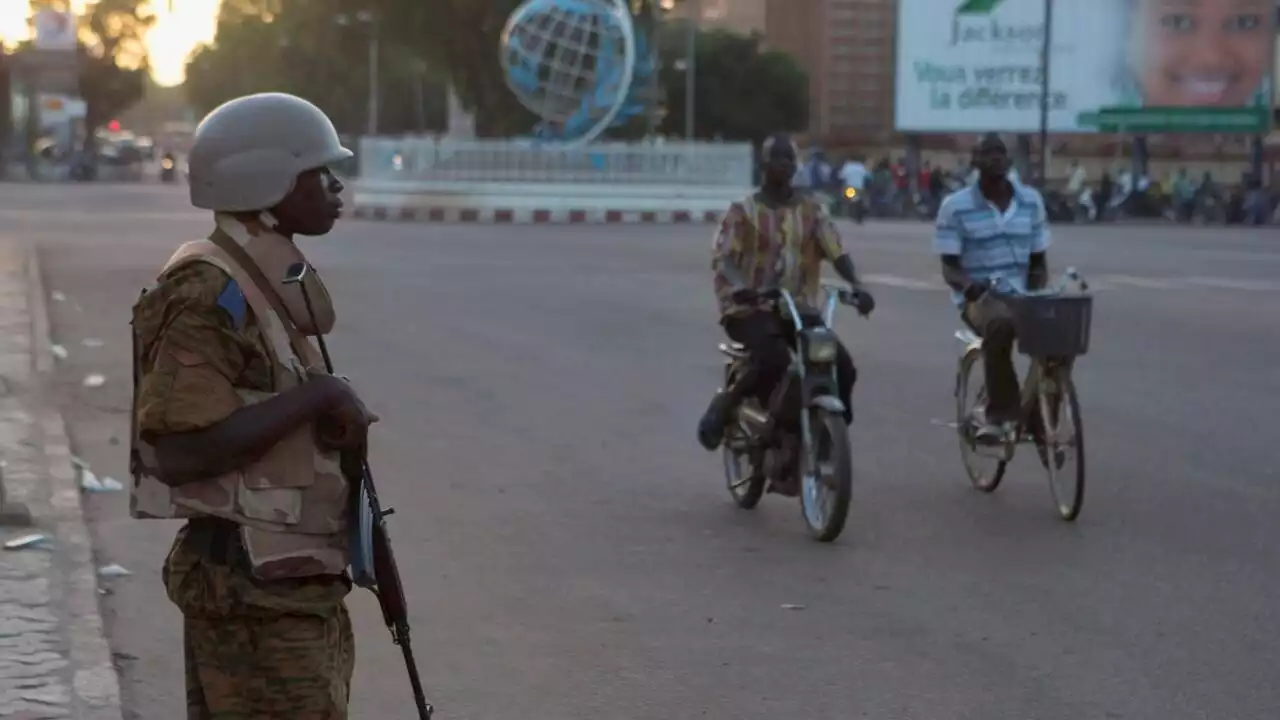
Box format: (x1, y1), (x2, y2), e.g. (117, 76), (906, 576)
(1036, 0), (1053, 186)
(644, 0), (659, 138)
(339, 11), (379, 136)
(365, 12), (379, 137)
(684, 0), (698, 140)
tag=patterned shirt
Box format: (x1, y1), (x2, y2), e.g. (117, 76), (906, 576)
(712, 191), (844, 316)
(933, 182), (1051, 306)
(134, 260), (350, 617)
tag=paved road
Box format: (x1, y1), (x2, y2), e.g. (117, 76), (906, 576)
(5, 183), (1278, 719)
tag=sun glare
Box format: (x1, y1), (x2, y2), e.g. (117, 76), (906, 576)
(0, 0), (220, 87)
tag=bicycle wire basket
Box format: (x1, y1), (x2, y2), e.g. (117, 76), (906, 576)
(1010, 294), (1093, 358)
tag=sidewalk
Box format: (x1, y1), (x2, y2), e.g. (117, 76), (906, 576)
(0, 240), (123, 719)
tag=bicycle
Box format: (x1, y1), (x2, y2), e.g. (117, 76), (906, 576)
(953, 269), (1093, 522)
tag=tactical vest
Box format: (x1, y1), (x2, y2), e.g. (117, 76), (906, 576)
(129, 215), (350, 581)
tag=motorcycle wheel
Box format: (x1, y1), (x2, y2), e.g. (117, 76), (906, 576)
(799, 409), (853, 542)
(723, 421), (764, 509)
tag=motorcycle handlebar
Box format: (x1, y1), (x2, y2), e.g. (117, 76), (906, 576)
(740, 285), (867, 310)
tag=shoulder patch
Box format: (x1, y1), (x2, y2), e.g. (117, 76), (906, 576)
(215, 279), (248, 330)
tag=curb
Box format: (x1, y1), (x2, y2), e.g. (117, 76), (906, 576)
(25, 243), (125, 718)
(350, 206), (724, 224)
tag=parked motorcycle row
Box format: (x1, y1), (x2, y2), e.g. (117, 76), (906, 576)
(1041, 185), (1275, 226)
(822, 181), (1275, 227)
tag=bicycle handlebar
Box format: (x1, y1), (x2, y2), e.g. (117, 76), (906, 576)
(983, 268), (1089, 299)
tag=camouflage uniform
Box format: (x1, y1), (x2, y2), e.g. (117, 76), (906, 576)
(134, 261), (354, 719)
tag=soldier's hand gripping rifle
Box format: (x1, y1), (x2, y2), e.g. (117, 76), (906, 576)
(284, 262), (434, 720)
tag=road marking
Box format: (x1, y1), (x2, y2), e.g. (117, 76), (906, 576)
(1097, 274), (1280, 292)
(1183, 276), (1280, 292)
(831, 273), (1280, 294)
(862, 273), (945, 290)
(1096, 274), (1180, 289)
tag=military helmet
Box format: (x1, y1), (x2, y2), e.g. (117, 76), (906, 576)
(187, 92), (352, 212)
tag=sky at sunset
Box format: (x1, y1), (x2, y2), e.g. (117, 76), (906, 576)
(0, 0), (221, 86)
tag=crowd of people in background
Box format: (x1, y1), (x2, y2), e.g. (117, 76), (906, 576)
(793, 150), (969, 220)
(1061, 160), (1276, 226)
(788, 147), (1279, 227)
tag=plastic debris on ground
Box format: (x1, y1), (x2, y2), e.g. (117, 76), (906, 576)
(4, 533), (52, 551)
(780, 604), (807, 611)
(81, 338), (104, 348)
(78, 464), (123, 493)
(82, 374), (106, 388)
(80, 468), (104, 491)
(50, 291), (66, 302)
(51, 344), (68, 360)
(97, 564), (132, 577)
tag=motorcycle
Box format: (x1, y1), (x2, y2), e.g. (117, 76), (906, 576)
(1042, 190), (1076, 223)
(1194, 194), (1225, 224)
(1069, 189), (1096, 223)
(160, 153), (177, 183)
(840, 186), (866, 224)
(717, 284), (870, 542)
(907, 190), (931, 220)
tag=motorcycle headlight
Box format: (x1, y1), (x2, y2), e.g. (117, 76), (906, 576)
(844, 187), (857, 199)
(805, 332), (838, 363)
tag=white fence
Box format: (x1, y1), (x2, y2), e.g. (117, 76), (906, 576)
(351, 137), (755, 223)
(357, 137), (755, 187)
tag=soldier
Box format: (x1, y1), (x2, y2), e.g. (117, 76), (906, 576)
(129, 92), (375, 719)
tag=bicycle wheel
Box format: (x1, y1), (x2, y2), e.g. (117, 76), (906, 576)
(1038, 368), (1085, 521)
(956, 349), (1008, 492)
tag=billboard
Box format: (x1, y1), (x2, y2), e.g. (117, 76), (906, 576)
(894, 0), (1275, 133)
(32, 9), (77, 52)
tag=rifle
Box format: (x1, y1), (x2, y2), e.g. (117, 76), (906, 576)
(283, 261), (434, 719)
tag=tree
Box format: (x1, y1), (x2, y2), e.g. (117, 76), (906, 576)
(28, 0), (156, 149)
(0, 51), (13, 166)
(78, 0), (155, 149)
(120, 78), (190, 134)
(371, 0), (533, 137)
(184, 0), (446, 135)
(658, 29), (807, 142)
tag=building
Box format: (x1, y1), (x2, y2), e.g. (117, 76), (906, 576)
(658, 0), (895, 146)
(764, 0), (896, 147)
(661, 0), (766, 36)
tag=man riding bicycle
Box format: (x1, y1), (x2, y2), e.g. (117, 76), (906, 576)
(935, 133), (1051, 441)
(697, 133), (876, 451)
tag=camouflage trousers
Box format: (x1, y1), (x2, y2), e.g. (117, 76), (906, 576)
(183, 604), (355, 719)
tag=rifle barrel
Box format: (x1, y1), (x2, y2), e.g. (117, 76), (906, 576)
(399, 633), (433, 719)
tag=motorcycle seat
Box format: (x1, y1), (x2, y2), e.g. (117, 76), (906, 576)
(718, 342), (749, 358)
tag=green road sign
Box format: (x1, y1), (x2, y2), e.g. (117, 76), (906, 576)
(956, 0), (1005, 14)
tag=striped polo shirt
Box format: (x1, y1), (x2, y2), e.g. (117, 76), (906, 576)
(933, 181), (1051, 306)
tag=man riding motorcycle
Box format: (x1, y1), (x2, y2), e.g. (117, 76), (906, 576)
(838, 154), (869, 221)
(697, 133), (876, 451)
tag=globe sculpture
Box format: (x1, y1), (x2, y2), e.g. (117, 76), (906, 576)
(500, 0), (653, 145)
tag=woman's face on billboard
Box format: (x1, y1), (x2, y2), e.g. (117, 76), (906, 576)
(1135, 0), (1272, 106)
